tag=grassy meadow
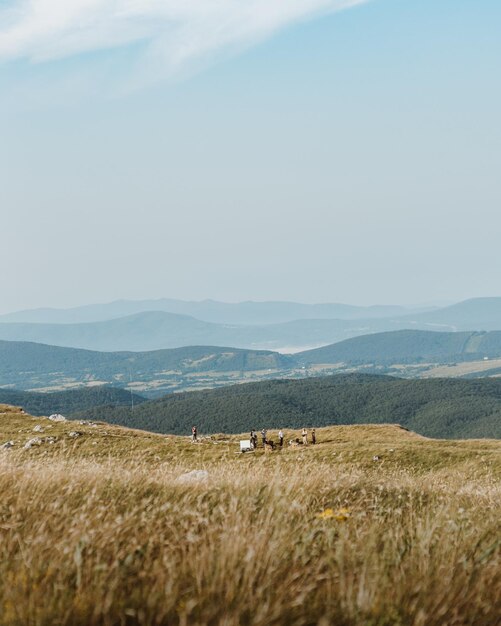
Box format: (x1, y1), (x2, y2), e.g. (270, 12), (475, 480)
(1, 404), (500, 626)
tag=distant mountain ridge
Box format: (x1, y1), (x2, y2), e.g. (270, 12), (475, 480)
(401, 297), (501, 330)
(1, 297), (501, 352)
(0, 311), (398, 351)
(0, 298), (417, 325)
(0, 312), (226, 352)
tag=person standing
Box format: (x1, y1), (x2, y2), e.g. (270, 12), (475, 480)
(302, 428), (307, 445)
(191, 426), (197, 442)
(278, 430), (284, 447)
(311, 429), (316, 445)
(261, 428), (267, 447)
(250, 430), (256, 449)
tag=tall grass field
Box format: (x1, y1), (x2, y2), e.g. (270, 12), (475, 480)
(1, 404), (500, 625)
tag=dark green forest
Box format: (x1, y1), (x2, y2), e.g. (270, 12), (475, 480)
(299, 330), (501, 365)
(73, 374), (501, 439)
(0, 386), (146, 417)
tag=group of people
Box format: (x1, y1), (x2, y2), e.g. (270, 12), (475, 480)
(190, 424), (317, 448)
(250, 427), (316, 449)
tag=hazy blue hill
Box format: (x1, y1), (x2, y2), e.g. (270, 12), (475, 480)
(400, 297), (501, 331)
(0, 386), (147, 417)
(73, 374), (501, 439)
(0, 340), (295, 390)
(3, 298), (501, 352)
(298, 329), (501, 365)
(0, 299), (414, 325)
(0, 312), (220, 352)
(299, 330), (473, 364)
(0, 312), (396, 351)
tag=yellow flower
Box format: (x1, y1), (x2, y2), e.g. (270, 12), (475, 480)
(316, 507), (351, 521)
(317, 508), (335, 519)
(334, 507), (351, 521)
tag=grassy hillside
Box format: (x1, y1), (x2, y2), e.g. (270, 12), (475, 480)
(74, 374), (501, 439)
(0, 386), (146, 417)
(0, 340), (295, 392)
(299, 329), (501, 365)
(0, 405), (500, 626)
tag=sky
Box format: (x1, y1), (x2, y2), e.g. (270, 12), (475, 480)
(1, 0), (501, 313)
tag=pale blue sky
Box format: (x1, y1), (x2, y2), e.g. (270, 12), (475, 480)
(1, 0), (500, 313)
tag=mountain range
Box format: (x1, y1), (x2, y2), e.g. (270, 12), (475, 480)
(6, 328), (501, 395)
(0, 298), (421, 325)
(1, 297), (501, 352)
(0, 340), (296, 394)
(0, 310), (402, 352)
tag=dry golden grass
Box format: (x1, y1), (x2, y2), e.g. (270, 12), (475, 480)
(1, 405), (500, 626)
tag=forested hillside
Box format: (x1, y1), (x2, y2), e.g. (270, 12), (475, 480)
(74, 374), (501, 439)
(0, 340), (295, 391)
(299, 329), (501, 365)
(6, 329), (501, 397)
(0, 386), (146, 417)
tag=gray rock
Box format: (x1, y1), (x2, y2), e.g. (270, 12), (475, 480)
(24, 437), (42, 450)
(48, 414), (66, 422)
(33, 425), (44, 433)
(68, 431), (82, 438)
(1, 441), (15, 450)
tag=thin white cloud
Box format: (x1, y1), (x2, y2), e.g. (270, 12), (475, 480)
(0, 0), (370, 76)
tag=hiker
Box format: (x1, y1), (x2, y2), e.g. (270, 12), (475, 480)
(252, 431), (258, 449)
(302, 428), (308, 445)
(261, 429), (267, 447)
(191, 426), (197, 442)
(250, 430), (256, 449)
(278, 430), (284, 447)
(311, 429), (316, 445)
